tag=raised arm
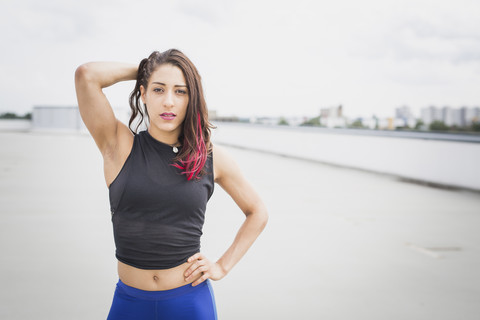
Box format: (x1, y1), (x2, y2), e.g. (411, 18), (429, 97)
(74, 62), (137, 155)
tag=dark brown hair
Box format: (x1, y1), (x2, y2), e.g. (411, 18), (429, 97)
(128, 49), (215, 180)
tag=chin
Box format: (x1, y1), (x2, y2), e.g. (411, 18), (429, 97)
(153, 122), (181, 133)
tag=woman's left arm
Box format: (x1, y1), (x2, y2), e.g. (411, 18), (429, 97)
(184, 144), (269, 286)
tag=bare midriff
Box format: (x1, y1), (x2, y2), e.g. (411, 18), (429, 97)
(117, 260), (203, 291)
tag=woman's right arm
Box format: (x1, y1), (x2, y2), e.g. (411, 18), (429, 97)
(74, 62), (137, 156)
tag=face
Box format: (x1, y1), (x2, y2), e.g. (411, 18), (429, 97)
(140, 63), (189, 142)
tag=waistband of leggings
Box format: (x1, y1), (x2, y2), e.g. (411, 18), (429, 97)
(116, 278), (209, 301)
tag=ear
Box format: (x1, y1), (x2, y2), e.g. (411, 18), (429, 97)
(140, 85), (146, 104)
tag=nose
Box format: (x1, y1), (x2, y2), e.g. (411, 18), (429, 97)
(164, 90), (174, 108)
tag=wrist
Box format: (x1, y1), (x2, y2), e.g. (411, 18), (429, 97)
(215, 260), (229, 277)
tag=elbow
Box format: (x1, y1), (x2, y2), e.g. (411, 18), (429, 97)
(251, 203), (268, 232)
(74, 63), (95, 86)
(260, 208), (269, 231)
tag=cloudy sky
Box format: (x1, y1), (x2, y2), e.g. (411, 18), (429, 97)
(1, 0), (479, 119)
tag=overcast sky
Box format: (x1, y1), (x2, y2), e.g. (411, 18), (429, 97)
(1, 0), (479, 119)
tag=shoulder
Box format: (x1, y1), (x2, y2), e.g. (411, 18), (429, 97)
(211, 143), (240, 184)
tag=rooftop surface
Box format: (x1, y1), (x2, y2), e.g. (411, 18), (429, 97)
(0, 131), (479, 319)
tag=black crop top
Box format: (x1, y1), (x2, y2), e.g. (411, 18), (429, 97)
(108, 129), (214, 270)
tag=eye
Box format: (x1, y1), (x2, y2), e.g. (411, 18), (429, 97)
(176, 89), (187, 95)
(153, 88), (164, 93)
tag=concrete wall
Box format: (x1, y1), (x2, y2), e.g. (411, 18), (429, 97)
(0, 119), (31, 131)
(211, 123), (480, 191)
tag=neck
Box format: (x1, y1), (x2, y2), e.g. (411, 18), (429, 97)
(147, 126), (181, 146)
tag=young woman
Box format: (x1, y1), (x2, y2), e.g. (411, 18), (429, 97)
(74, 49), (268, 319)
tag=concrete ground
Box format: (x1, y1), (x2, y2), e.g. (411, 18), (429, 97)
(0, 131), (479, 319)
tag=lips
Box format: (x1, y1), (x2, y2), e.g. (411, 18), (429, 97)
(160, 112), (176, 120)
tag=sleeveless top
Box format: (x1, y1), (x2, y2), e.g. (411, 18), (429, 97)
(108, 130), (215, 270)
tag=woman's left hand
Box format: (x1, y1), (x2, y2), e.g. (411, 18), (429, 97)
(184, 253), (226, 286)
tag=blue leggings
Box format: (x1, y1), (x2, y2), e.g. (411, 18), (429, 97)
(107, 279), (218, 320)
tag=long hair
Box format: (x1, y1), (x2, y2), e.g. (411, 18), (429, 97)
(128, 49), (215, 180)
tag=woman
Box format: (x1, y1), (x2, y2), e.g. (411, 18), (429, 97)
(74, 49), (268, 319)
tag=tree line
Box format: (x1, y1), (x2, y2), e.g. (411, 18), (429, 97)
(0, 112), (32, 120)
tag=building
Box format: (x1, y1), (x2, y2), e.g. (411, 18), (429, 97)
(421, 105), (480, 128)
(463, 106), (480, 126)
(421, 106), (443, 126)
(395, 106), (414, 120)
(320, 105), (346, 128)
(442, 106), (462, 127)
(32, 106), (87, 132)
(32, 105), (133, 132)
(395, 106), (416, 128)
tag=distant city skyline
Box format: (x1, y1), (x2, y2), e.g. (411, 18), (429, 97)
(3, 103), (480, 125)
(1, 0), (479, 119)
(3, 104), (479, 134)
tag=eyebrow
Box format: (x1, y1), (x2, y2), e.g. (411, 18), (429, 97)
(151, 82), (187, 87)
